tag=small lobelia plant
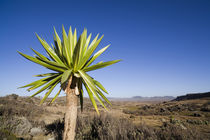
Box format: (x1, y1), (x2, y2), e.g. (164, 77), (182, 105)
(18, 26), (120, 140)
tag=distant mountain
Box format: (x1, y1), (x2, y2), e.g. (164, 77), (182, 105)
(108, 96), (175, 101)
(132, 96), (175, 101)
(173, 92), (210, 101)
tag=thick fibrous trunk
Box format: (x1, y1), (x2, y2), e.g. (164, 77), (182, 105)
(63, 76), (79, 140)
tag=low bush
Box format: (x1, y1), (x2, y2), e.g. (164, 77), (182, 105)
(156, 122), (202, 140)
(45, 113), (204, 140)
(46, 113), (157, 140)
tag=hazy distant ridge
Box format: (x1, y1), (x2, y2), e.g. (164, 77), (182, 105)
(108, 96), (175, 101)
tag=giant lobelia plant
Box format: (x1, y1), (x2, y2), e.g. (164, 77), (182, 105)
(18, 26), (120, 140)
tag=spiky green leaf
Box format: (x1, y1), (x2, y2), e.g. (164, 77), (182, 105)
(19, 74), (58, 89)
(83, 83), (99, 114)
(36, 33), (64, 65)
(83, 60), (121, 72)
(54, 27), (62, 55)
(85, 45), (110, 68)
(18, 52), (65, 72)
(72, 35), (81, 70)
(40, 80), (59, 104)
(31, 48), (49, 61)
(73, 28), (77, 47)
(79, 35), (103, 68)
(50, 88), (62, 104)
(83, 33), (92, 56)
(68, 26), (74, 61)
(78, 29), (87, 67)
(93, 79), (108, 94)
(78, 70), (107, 111)
(62, 25), (71, 67)
(61, 69), (72, 84)
(96, 88), (111, 105)
(33, 73), (57, 77)
(31, 75), (62, 97)
(36, 56), (68, 70)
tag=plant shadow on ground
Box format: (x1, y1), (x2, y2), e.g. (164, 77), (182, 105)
(45, 119), (64, 140)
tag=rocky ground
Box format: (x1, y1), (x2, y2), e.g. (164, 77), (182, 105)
(0, 94), (210, 140)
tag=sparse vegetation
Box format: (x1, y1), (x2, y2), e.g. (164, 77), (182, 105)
(0, 94), (210, 139)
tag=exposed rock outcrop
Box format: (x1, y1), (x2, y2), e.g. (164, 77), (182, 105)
(174, 92), (210, 101)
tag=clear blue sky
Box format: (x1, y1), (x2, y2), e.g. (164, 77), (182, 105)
(0, 0), (210, 97)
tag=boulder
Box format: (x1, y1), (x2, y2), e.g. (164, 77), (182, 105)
(30, 127), (44, 136)
(0, 116), (32, 136)
(11, 117), (32, 136)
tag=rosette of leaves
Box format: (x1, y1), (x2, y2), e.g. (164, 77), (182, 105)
(18, 26), (120, 114)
